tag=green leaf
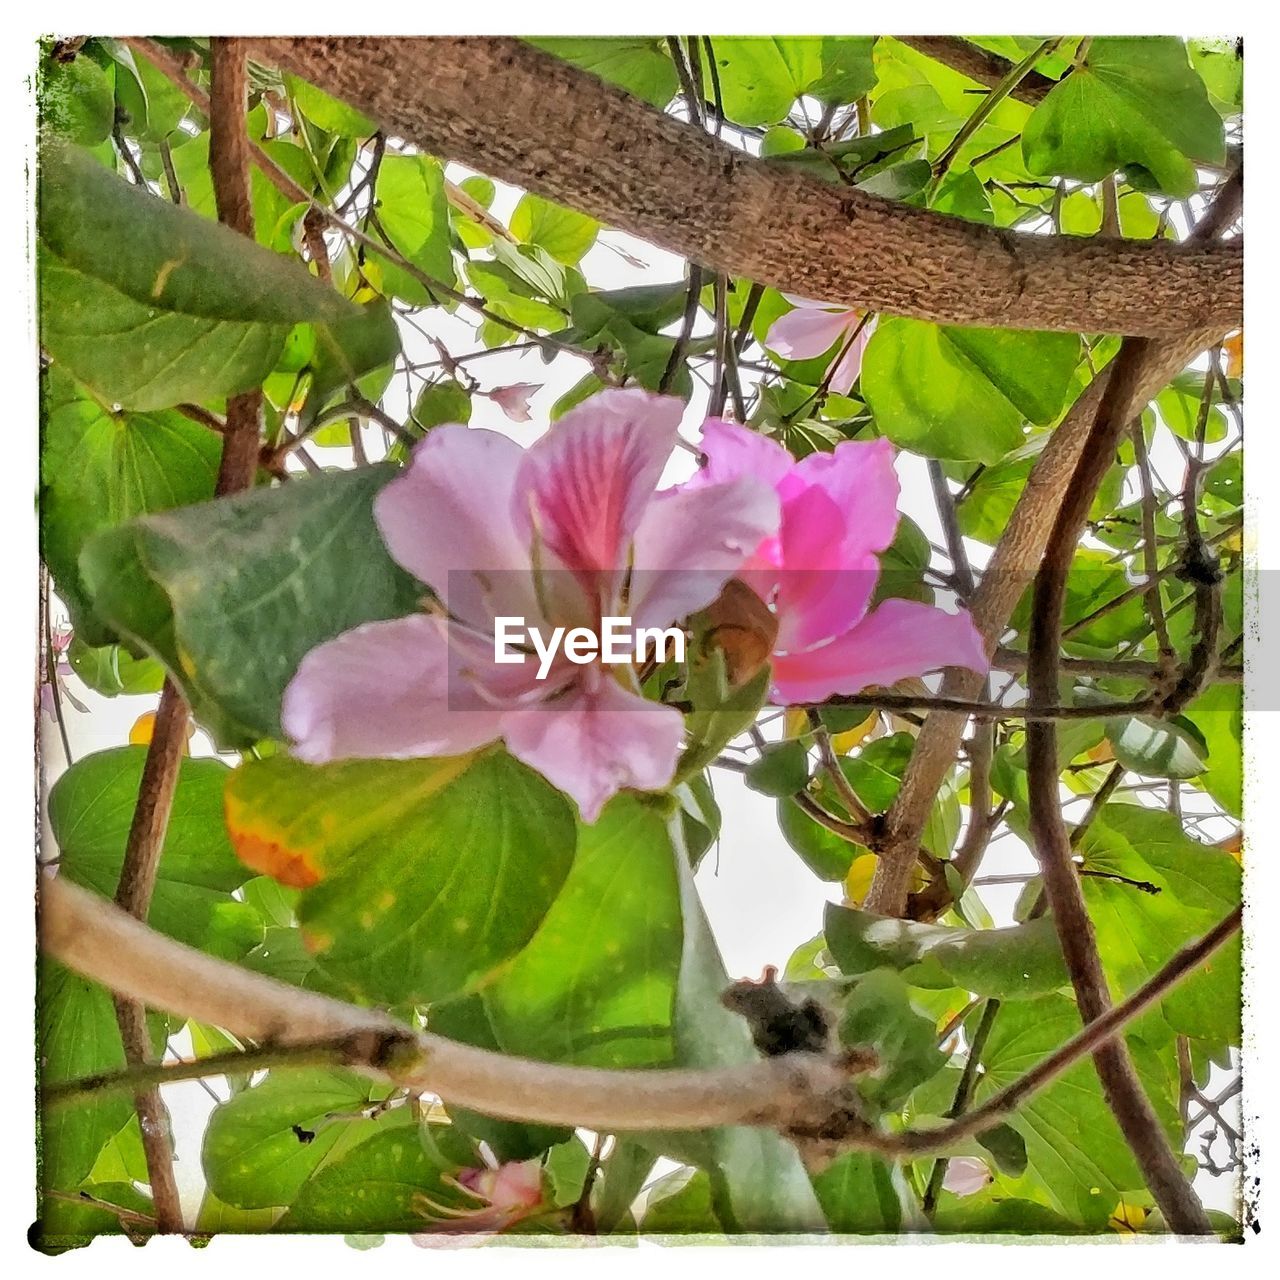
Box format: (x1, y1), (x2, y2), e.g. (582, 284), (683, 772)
(275, 1113), (469, 1233)
(811, 1152), (903, 1234)
(1188, 38), (1243, 115)
(824, 902), (1069, 999)
(368, 153), (454, 303)
(79, 464), (420, 747)
(744, 739), (810, 798)
(66, 637), (165, 696)
(457, 796), (682, 1066)
(284, 73), (375, 137)
(1183, 684), (1242, 816)
(411, 378), (472, 431)
(1078, 804), (1241, 1043)
(225, 750), (576, 1006)
(641, 1169), (727, 1234)
(202, 1068), (391, 1209)
(40, 50), (115, 145)
(49, 747), (260, 958)
(975, 995), (1181, 1224)
(39, 140), (359, 410)
(300, 301), (401, 428)
(37, 961), (147, 1247)
(838, 970), (946, 1108)
(651, 814), (826, 1232)
(1105, 714), (1208, 780)
(511, 193), (600, 266)
(1022, 38), (1225, 197)
(862, 318), (1079, 463)
(530, 38), (678, 108)
(42, 367), (222, 643)
(698, 37), (876, 126)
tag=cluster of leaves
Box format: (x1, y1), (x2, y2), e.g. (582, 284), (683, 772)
(36, 33), (1241, 1248)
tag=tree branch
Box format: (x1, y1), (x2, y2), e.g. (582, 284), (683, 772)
(1023, 337), (1211, 1234)
(247, 37), (1241, 337)
(99, 39), (264, 1236)
(864, 166), (1242, 917)
(40, 878), (1240, 1169)
(895, 36), (1059, 105)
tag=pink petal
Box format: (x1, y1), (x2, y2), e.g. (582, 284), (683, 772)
(513, 389), (682, 604)
(942, 1157), (992, 1198)
(766, 306), (857, 361)
(374, 426), (544, 630)
(824, 318), (873, 396)
(629, 477), (780, 631)
(688, 418), (794, 492)
(774, 438), (901, 651)
(769, 598), (989, 705)
(281, 614), (531, 762)
(487, 382), (539, 423)
(502, 670), (684, 822)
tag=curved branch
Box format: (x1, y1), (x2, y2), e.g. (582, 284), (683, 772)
(248, 36), (1240, 338)
(40, 878), (1240, 1170)
(865, 166), (1242, 917)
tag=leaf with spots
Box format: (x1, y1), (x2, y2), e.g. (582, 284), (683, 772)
(201, 1068), (395, 1210)
(39, 139), (361, 410)
(224, 749), (576, 1005)
(79, 464), (421, 748)
(275, 1113), (476, 1233)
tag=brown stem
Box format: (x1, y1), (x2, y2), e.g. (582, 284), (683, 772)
(247, 37), (1241, 338)
(866, 166), (1242, 917)
(41, 878), (1240, 1167)
(1024, 339), (1211, 1233)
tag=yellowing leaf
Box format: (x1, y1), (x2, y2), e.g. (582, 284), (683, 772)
(128, 711), (192, 753)
(830, 711), (879, 755)
(1108, 1198), (1148, 1233)
(844, 853), (925, 906)
(1224, 329), (1243, 379)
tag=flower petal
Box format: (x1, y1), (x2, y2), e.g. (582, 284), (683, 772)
(374, 426), (542, 630)
(769, 598), (989, 704)
(774, 437), (901, 651)
(766, 305), (857, 361)
(689, 417), (794, 491)
(502, 671), (684, 822)
(629, 477), (780, 631)
(824, 316), (873, 395)
(513, 389), (682, 602)
(282, 614), (528, 762)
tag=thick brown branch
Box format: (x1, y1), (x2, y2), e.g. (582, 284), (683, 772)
(866, 167), (1241, 917)
(248, 37), (1240, 337)
(896, 36), (1058, 104)
(41, 878), (1239, 1170)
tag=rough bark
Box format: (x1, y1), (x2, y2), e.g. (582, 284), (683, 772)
(250, 36), (1240, 338)
(896, 36), (1058, 103)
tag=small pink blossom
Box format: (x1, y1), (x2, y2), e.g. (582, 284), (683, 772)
(41, 624), (87, 719)
(765, 296), (875, 396)
(941, 1156), (993, 1198)
(485, 382), (540, 424)
(688, 421), (989, 704)
(282, 390), (779, 821)
(412, 1158), (544, 1246)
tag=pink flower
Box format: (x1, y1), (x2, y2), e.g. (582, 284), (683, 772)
(282, 390), (779, 822)
(485, 382), (540, 424)
(765, 296), (874, 396)
(941, 1156), (993, 1198)
(412, 1158), (545, 1246)
(689, 420), (989, 705)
